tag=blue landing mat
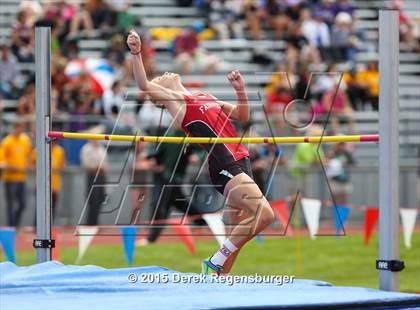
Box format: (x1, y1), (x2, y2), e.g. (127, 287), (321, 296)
(1, 261), (419, 310)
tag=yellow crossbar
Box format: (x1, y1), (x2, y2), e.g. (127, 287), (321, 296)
(48, 131), (379, 144)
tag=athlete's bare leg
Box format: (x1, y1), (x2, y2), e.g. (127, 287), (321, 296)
(218, 173), (274, 273)
(222, 207), (257, 274)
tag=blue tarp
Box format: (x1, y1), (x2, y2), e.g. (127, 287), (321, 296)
(1, 261), (419, 310)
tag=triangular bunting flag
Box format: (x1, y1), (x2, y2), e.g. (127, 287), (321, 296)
(364, 208), (379, 245)
(120, 226), (137, 265)
(255, 234), (263, 244)
(76, 226), (99, 264)
(400, 208), (418, 249)
(168, 218), (195, 256)
(334, 205), (350, 237)
(301, 198), (322, 239)
(52, 227), (60, 261)
(0, 227), (16, 263)
(271, 200), (293, 236)
(202, 213), (226, 247)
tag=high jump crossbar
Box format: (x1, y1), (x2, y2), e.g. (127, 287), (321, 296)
(34, 9), (401, 292)
(47, 131), (379, 144)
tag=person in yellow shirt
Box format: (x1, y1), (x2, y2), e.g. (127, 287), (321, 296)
(31, 140), (66, 221)
(344, 62), (379, 111)
(1, 121), (32, 227)
(357, 61), (379, 111)
(343, 68), (366, 111)
(51, 141), (66, 216)
(358, 61), (379, 111)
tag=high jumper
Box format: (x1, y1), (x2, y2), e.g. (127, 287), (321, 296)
(127, 29), (275, 275)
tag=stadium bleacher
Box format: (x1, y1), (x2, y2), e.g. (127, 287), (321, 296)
(0, 0), (419, 163)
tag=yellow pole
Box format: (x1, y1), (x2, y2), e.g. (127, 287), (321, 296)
(48, 131), (379, 144)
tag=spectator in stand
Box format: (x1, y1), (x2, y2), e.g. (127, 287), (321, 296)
(1, 121), (32, 227)
(314, 83), (355, 134)
(343, 67), (365, 111)
(52, 56), (70, 96)
(106, 0), (137, 32)
(80, 139), (108, 225)
(325, 140), (355, 206)
(301, 9), (331, 61)
(11, 10), (34, 62)
(71, 70), (100, 106)
(69, 101), (91, 133)
(262, 0), (289, 39)
(102, 81), (125, 117)
(391, 0), (419, 51)
(17, 82), (36, 116)
(208, 0), (244, 40)
(0, 45), (22, 99)
(285, 0), (305, 25)
(243, 0), (293, 40)
(137, 102), (172, 135)
(312, 63), (338, 99)
(104, 34), (126, 65)
(60, 1), (94, 39)
(284, 22), (321, 72)
(330, 12), (358, 62)
(268, 64), (310, 136)
(61, 38), (80, 60)
(173, 27), (198, 74)
(331, 0), (354, 17)
(294, 66), (312, 100)
(34, 2), (86, 57)
(312, 0), (335, 27)
(173, 25), (219, 74)
(50, 55), (69, 114)
(266, 85), (293, 135)
(266, 63), (296, 95)
(86, 0), (115, 33)
(242, 0), (263, 40)
(356, 61), (379, 111)
(103, 33), (138, 85)
(68, 73), (101, 132)
(57, 84), (75, 112)
(19, 0), (43, 26)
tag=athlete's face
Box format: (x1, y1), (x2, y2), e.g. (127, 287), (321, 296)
(151, 72), (181, 89)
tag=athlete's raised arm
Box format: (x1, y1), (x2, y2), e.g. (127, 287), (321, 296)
(126, 30), (182, 104)
(216, 70), (250, 124)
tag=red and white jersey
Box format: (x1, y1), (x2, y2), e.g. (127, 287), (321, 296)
(181, 92), (249, 165)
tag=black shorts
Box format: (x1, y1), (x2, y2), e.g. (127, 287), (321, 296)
(208, 157), (253, 195)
